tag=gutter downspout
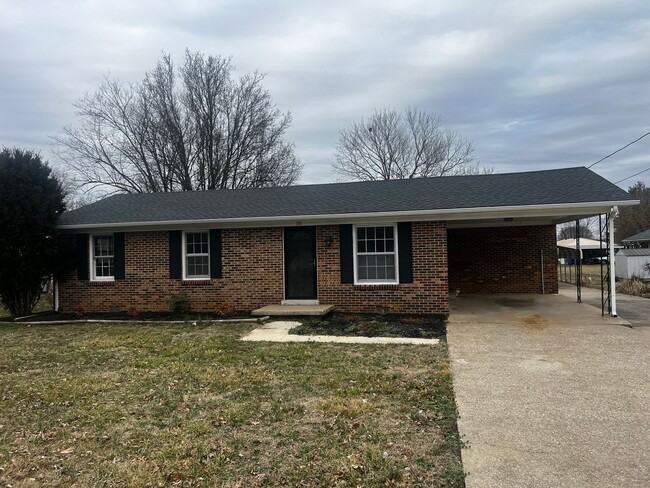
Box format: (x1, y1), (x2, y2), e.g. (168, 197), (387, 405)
(54, 278), (59, 312)
(609, 206), (618, 317)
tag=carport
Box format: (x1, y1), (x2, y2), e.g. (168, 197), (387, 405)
(447, 205), (626, 316)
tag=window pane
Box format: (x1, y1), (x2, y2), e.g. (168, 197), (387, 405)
(366, 227), (375, 239)
(376, 240), (385, 252)
(358, 265), (368, 280)
(386, 255), (395, 279)
(95, 257), (114, 277)
(357, 227), (366, 240)
(386, 240), (395, 252)
(94, 236), (114, 257)
(186, 232), (209, 256)
(366, 240), (376, 252)
(187, 255), (209, 277)
(376, 227), (384, 239)
(357, 240), (366, 253)
(385, 226), (394, 238)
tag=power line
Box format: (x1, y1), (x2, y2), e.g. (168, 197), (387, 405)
(587, 130), (650, 168)
(614, 166), (650, 185)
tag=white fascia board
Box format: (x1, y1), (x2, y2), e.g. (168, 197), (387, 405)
(57, 199), (639, 233)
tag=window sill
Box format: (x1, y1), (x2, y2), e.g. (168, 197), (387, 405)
(353, 283), (400, 291)
(89, 279), (115, 285)
(181, 279), (212, 286)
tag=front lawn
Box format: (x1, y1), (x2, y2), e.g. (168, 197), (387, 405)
(0, 322), (464, 487)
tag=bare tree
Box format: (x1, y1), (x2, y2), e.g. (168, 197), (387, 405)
(557, 220), (595, 240)
(615, 182), (650, 242)
(333, 108), (487, 181)
(53, 50), (302, 194)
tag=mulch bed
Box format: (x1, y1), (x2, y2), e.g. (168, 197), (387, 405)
(290, 313), (447, 339)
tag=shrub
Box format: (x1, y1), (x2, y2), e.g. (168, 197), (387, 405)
(215, 303), (234, 317)
(169, 294), (191, 315)
(73, 305), (85, 319)
(126, 305), (140, 318)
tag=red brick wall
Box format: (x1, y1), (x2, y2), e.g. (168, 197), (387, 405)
(59, 228), (284, 314)
(59, 222), (450, 315)
(316, 222), (449, 315)
(447, 225), (558, 294)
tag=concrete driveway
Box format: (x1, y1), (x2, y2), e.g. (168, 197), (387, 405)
(448, 294), (650, 488)
(559, 282), (650, 327)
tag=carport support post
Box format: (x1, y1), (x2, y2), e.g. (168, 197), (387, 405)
(609, 207), (617, 317)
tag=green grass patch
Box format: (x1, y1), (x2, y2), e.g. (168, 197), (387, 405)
(290, 313), (447, 339)
(0, 321), (463, 487)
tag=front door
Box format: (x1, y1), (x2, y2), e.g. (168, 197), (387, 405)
(284, 226), (317, 300)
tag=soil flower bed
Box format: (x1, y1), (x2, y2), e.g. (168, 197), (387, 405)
(290, 313), (447, 339)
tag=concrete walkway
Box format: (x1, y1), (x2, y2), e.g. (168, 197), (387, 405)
(241, 321), (440, 345)
(448, 293), (650, 488)
(559, 282), (650, 327)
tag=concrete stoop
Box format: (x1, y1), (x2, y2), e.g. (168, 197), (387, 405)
(251, 304), (335, 317)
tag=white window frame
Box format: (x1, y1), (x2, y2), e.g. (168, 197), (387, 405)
(90, 234), (115, 282)
(353, 223), (399, 285)
(182, 231), (210, 280)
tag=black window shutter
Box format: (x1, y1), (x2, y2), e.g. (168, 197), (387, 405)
(398, 222), (413, 283)
(169, 231), (182, 279)
(76, 234), (89, 281)
(339, 224), (354, 284)
(114, 232), (125, 280)
(209, 229), (222, 278)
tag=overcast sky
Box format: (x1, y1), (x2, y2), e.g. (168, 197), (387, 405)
(1, 0), (649, 188)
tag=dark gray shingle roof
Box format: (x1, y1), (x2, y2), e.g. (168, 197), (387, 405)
(59, 167), (635, 227)
(622, 229), (650, 243)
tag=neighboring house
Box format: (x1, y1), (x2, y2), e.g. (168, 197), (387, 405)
(622, 229), (650, 248)
(615, 249), (650, 280)
(56, 167), (637, 316)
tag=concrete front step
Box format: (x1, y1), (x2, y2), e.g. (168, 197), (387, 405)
(251, 304), (335, 317)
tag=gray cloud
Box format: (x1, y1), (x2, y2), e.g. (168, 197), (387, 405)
(0, 0), (648, 188)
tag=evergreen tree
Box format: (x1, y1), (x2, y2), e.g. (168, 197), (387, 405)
(0, 148), (71, 316)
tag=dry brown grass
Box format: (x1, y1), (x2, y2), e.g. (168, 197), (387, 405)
(0, 322), (464, 487)
(616, 278), (650, 298)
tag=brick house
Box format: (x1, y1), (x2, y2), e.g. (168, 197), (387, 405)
(56, 167), (636, 316)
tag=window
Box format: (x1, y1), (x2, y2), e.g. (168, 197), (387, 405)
(354, 224), (398, 284)
(91, 235), (114, 280)
(184, 231), (210, 279)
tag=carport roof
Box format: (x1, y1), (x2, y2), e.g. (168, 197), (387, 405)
(58, 166), (637, 230)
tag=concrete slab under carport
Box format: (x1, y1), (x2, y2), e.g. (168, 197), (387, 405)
(447, 293), (650, 488)
(449, 292), (629, 327)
